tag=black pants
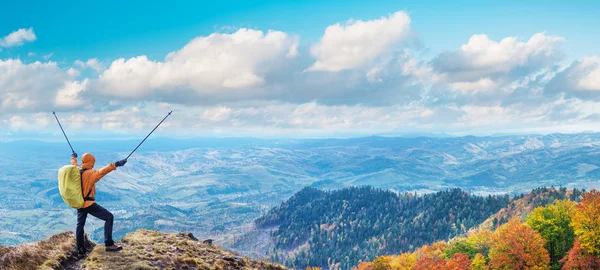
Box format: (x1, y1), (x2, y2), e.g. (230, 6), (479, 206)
(76, 203), (114, 252)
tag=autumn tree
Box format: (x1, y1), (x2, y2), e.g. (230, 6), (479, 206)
(470, 253), (486, 270)
(466, 229), (493, 257)
(413, 256), (446, 270)
(389, 253), (416, 270)
(371, 256), (393, 270)
(526, 199), (576, 268)
(357, 262), (373, 270)
(413, 241), (448, 261)
(571, 189), (600, 256)
(560, 238), (600, 270)
(443, 237), (478, 259)
(445, 253), (472, 270)
(488, 219), (550, 269)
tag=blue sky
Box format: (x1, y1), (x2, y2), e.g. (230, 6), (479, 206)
(1, 1), (600, 138)
(2, 0), (599, 62)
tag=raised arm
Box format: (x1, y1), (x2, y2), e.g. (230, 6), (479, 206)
(91, 159), (127, 184)
(91, 163), (117, 184)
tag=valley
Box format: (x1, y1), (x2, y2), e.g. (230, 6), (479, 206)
(1, 134), (600, 251)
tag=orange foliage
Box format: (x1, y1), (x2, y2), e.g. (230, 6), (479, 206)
(413, 241), (448, 261)
(561, 238), (600, 270)
(413, 256), (446, 270)
(488, 219), (550, 269)
(445, 253), (472, 270)
(356, 262), (373, 270)
(571, 189), (600, 256)
(306, 267), (323, 270)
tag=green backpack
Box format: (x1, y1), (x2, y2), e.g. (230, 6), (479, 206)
(57, 165), (91, 209)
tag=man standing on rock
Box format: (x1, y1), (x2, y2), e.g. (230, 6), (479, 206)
(71, 152), (127, 256)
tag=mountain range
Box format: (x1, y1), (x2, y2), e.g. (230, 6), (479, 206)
(2, 134), (600, 249)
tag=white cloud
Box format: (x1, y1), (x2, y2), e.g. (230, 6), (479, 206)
(545, 57), (600, 100)
(0, 28), (36, 48)
(67, 68), (80, 77)
(9, 116), (26, 129)
(432, 33), (563, 83)
(6, 97), (600, 137)
(450, 78), (498, 93)
(572, 57), (600, 91)
(95, 29), (299, 101)
(0, 59), (87, 113)
(55, 79), (89, 108)
(0, 59), (65, 112)
(307, 11), (411, 72)
(202, 106), (232, 122)
(75, 58), (104, 72)
(4, 12), (600, 138)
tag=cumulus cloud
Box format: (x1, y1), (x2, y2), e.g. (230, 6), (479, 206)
(0, 59), (87, 113)
(95, 29), (299, 102)
(4, 11), (600, 137)
(307, 11), (411, 72)
(0, 59), (65, 112)
(545, 57), (600, 100)
(0, 28), (36, 48)
(432, 33), (563, 85)
(55, 79), (89, 108)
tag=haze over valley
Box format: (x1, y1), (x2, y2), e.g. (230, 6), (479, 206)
(2, 134), (600, 249)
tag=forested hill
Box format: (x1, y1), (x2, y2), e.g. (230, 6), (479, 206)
(255, 187), (510, 269)
(358, 189), (597, 270)
(476, 187), (585, 231)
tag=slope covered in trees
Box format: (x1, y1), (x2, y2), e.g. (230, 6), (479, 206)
(359, 189), (600, 270)
(255, 187), (510, 269)
(476, 187), (584, 231)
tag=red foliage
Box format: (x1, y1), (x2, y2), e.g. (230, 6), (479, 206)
(413, 253), (472, 270)
(445, 253), (472, 270)
(413, 256), (446, 270)
(488, 219), (550, 269)
(561, 238), (600, 270)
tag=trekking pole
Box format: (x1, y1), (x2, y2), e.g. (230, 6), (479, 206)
(52, 111), (75, 155)
(125, 111), (173, 160)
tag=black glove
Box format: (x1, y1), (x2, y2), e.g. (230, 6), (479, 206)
(115, 159), (127, 167)
(72, 152), (78, 158)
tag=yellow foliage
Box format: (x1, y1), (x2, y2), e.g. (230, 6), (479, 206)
(471, 253), (486, 270)
(467, 229), (493, 250)
(372, 255), (394, 270)
(389, 253), (416, 270)
(571, 190), (600, 256)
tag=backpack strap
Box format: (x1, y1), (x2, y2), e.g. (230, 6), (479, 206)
(79, 169), (95, 202)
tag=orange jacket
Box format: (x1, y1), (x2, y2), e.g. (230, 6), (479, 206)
(71, 153), (117, 208)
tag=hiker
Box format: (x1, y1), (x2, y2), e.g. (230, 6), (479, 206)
(71, 152), (127, 255)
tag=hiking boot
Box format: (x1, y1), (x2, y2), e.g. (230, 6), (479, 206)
(104, 245), (123, 252)
(76, 251), (86, 259)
